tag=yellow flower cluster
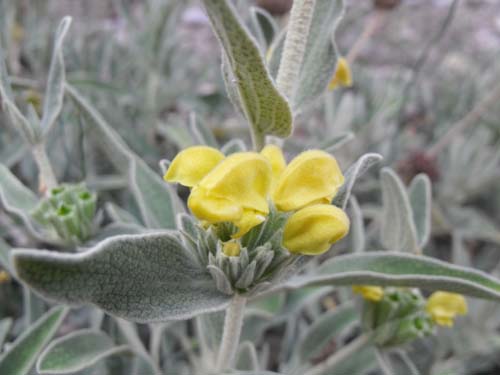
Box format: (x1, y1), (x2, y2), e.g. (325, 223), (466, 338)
(164, 145), (350, 255)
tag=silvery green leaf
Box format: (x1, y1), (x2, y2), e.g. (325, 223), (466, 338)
(66, 85), (180, 229)
(104, 203), (141, 225)
(0, 237), (11, 272)
(36, 329), (129, 374)
(293, 0), (345, 110)
(12, 232), (230, 322)
(249, 7), (277, 52)
(447, 206), (500, 244)
(332, 153), (382, 210)
(208, 264), (234, 295)
(316, 346), (376, 375)
(129, 158), (176, 229)
(319, 132), (354, 153)
(220, 371), (282, 375)
(408, 174), (432, 248)
(348, 196), (365, 253)
(89, 223), (146, 244)
(380, 349), (421, 375)
(41, 17), (71, 134)
(0, 306), (68, 375)
(298, 304), (357, 362)
(0, 46), (38, 143)
(176, 213), (199, 240)
(189, 112), (218, 148)
(0, 163), (38, 229)
(221, 139), (247, 155)
(235, 261), (256, 289)
(202, 0), (292, 143)
(196, 311), (225, 353)
(0, 318), (12, 348)
(266, 28), (285, 78)
(236, 341), (259, 371)
(279, 252), (500, 302)
(380, 168), (419, 253)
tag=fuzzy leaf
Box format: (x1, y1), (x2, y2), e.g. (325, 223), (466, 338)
(279, 252), (500, 302)
(0, 163), (38, 227)
(332, 153), (382, 209)
(293, 0), (345, 110)
(408, 174), (432, 248)
(0, 237), (11, 272)
(0, 306), (68, 375)
(41, 17), (71, 133)
(348, 196), (365, 253)
(319, 132), (354, 153)
(298, 304), (357, 361)
(12, 232), (230, 322)
(66, 85), (180, 229)
(202, 0), (292, 141)
(0, 318), (13, 348)
(37, 329), (129, 374)
(249, 7), (277, 52)
(189, 113), (218, 148)
(380, 168), (419, 253)
(236, 341), (260, 371)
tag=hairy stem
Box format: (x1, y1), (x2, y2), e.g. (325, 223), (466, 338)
(276, 0), (316, 100)
(32, 142), (58, 193)
(216, 294), (247, 370)
(304, 334), (371, 375)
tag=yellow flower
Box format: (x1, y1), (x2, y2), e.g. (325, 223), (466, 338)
(282, 204), (350, 255)
(261, 144), (286, 184)
(272, 150), (344, 212)
(352, 285), (384, 302)
(426, 291), (467, 327)
(328, 57), (352, 91)
(165, 146), (273, 238)
(164, 146), (224, 187)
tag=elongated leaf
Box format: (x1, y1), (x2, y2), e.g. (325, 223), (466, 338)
(279, 252), (500, 301)
(447, 206), (500, 244)
(41, 17), (71, 133)
(189, 112), (218, 148)
(299, 304), (357, 361)
(249, 7), (277, 52)
(319, 132), (354, 153)
(37, 329), (129, 374)
(408, 174), (432, 248)
(0, 318), (12, 348)
(0, 47), (38, 143)
(0, 237), (11, 272)
(0, 164), (38, 231)
(0, 306), (68, 375)
(348, 196), (365, 253)
(380, 168), (419, 253)
(66, 85), (180, 229)
(202, 0), (292, 143)
(332, 153), (382, 209)
(293, 0), (345, 110)
(236, 341), (259, 371)
(12, 232), (230, 322)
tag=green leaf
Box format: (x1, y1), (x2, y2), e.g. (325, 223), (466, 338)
(12, 232), (230, 322)
(249, 7), (277, 52)
(348, 196), (365, 253)
(380, 168), (419, 253)
(189, 112), (218, 148)
(447, 206), (500, 244)
(318, 132), (354, 153)
(280, 252), (500, 302)
(221, 139), (247, 155)
(66, 85), (180, 229)
(37, 329), (129, 374)
(0, 318), (13, 349)
(0, 237), (11, 272)
(0, 306), (68, 375)
(298, 304), (357, 361)
(236, 341), (259, 371)
(293, 0), (345, 110)
(408, 174), (432, 248)
(41, 17), (71, 133)
(332, 153), (382, 209)
(202, 0), (292, 145)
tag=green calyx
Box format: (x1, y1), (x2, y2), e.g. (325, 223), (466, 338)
(31, 183), (97, 245)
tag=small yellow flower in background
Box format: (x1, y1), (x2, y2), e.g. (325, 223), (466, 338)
(272, 150), (344, 212)
(426, 291), (468, 327)
(352, 285), (384, 302)
(328, 57), (353, 91)
(222, 241), (241, 257)
(282, 204), (349, 255)
(0, 270), (10, 284)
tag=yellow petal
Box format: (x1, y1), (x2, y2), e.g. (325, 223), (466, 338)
(426, 291), (467, 327)
(282, 204), (350, 255)
(199, 152), (272, 214)
(232, 209), (267, 238)
(328, 57), (352, 91)
(261, 144), (286, 181)
(164, 146), (224, 187)
(188, 186), (242, 223)
(273, 150), (344, 211)
(222, 241), (241, 257)
(352, 285), (384, 302)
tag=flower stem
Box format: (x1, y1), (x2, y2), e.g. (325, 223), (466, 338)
(276, 0), (316, 100)
(216, 294), (247, 371)
(303, 334), (371, 375)
(32, 142), (58, 193)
